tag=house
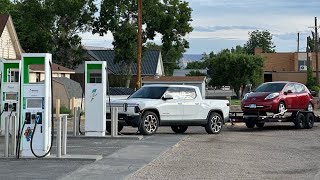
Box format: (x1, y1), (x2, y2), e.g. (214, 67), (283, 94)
(255, 47), (320, 84)
(0, 14), (23, 60)
(173, 69), (207, 76)
(29, 63), (75, 82)
(142, 76), (207, 98)
(72, 47), (165, 88)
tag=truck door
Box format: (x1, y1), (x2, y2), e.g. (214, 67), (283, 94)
(181, 87), (200, 121)
(158, 87), (183, 121)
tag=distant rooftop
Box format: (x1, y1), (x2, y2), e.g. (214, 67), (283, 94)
(143, 76), (206, 82)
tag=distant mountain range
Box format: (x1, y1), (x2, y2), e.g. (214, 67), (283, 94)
(182, 54), (203, 61)
(179, 54), (203, 68)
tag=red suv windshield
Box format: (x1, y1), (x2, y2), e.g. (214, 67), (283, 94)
(255, 83), (286, 92)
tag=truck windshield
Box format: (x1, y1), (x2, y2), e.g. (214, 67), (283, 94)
(255, 83), (286, 92)
(129, 86), (168, 99)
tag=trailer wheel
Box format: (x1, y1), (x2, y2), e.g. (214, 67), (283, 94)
(245, 122), (255, 128)
(294, 113), (306, 129)
(305, 113), (315, 129)
(256, 123), (264, 128)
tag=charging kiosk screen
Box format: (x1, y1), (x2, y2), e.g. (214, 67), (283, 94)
(5, 93), (17, 101)
(26, 99), (42, 109)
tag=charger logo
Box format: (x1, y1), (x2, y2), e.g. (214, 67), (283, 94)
(90, 89), (97, 102)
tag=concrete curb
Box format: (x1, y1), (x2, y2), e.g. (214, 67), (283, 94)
(0, 154), (102, 161)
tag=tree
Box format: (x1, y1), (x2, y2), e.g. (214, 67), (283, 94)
(0, 0), (12, 13)
(207, 50), (264, 99)
(9, 0), (96, 68)
(186, 70), (206, 76)
(96, 0), (193, 85)
(186, 61), (206, 69)
(307, 31), (320, 52)
(244, 30), (276, 54)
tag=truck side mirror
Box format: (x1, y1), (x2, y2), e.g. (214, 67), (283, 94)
(162, 94), (173, 100)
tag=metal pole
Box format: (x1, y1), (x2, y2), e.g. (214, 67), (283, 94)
(62, 115), (67, 155)
(77, 107), (81, 135)
(73, 107), (77, 136)
(111, 107), (118, 137)
(56, 116), (61, 158)
(4, 117), (9, 157)
(315, 17), (319, 85)
(11, 116), (16, 156)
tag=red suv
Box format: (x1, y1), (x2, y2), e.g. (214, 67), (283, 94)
(241, 81), (314, 115)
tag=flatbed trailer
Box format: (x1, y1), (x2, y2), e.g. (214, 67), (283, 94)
(229, 111), (317, 129)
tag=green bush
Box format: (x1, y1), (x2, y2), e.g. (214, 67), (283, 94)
(310, 85), (320, 93)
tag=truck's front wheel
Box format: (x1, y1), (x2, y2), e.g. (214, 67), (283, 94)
(139, 111), (159, 135)
(205, 112), (223, 134)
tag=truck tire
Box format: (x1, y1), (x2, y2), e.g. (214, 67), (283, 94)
(106, 123), (124, 133)
(171, 125), (188, 134)
(205, 112), (223, 134)
(294, 113), (306, 129)
(305, 113), (314, 129)
(256, 123), (264, 128)
(139, 111), (159, 135)
(245, 122), (255, 128)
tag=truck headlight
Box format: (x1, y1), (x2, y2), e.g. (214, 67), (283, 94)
(265, 92), (279, 100)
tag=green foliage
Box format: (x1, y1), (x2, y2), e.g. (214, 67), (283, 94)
(307, 31), (320, 52)
(207, 50), (264, 98)
(96, 0), (193, 77)
(186, 70), (206, 76)
(0, 0), (13, 13)
(53, 106), (71, 115)
(8, 0), (97, 69)
(306, 66), (316, 89)
(186, 61), (206, 69)
(244, 30), (276, 54)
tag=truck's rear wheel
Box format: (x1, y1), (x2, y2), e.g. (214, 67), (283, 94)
(205, 112), (223, 134)
(171, 125), (188, 134)
(139, 111), (159, 135)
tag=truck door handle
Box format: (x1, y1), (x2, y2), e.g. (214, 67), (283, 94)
(195, 103), (200, 105)
(178, 102), (182, 105)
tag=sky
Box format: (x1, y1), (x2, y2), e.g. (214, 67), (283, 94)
(81, 0), (320, 54)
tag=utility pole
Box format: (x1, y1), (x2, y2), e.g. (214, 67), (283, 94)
(297, 32), (300, 52)
(315, 17), (319, 85)
(135, 0), (143, 90)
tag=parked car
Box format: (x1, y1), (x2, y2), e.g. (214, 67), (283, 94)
(106, 84), (230, 135)
(241, 81), (314, 115)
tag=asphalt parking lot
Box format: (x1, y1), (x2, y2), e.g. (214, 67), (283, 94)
(1, 123), (320, 180)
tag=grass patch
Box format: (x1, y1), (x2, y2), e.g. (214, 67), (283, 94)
(231, 99), (241, 105)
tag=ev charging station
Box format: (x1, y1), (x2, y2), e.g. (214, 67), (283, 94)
(20, 53), (52, 157)
(0, 59), (21, 135)
(85, 61), (107, 137)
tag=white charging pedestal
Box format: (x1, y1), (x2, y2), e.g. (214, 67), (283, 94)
(20, 53), (52, 157)
(85, 61), (107, 137)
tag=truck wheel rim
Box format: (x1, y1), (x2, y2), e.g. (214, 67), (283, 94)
(144, 115), (157, 133)
(308, 103), (313, 111)
(210, 115), (222, 132)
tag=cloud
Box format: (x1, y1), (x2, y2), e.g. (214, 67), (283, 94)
(193, 25), (258, 32)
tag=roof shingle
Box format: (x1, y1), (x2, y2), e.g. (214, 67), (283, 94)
(30, 63), (74, 72)
(143, 76), (206, 82)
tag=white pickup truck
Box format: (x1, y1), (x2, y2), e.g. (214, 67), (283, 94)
(106, 84), (230, 135)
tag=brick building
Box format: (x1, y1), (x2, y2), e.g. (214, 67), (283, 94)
(255, 47), (320, 84)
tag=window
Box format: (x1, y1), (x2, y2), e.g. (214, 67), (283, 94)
(284, 84), (296, 93)
(36, 72), (41, 82)
(89, 73), (102, 83)
(164, 87), (181, 99)
(294, 83), (305, 93)
(7, 69), (19, 82)
(181, 87), (196, 99)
